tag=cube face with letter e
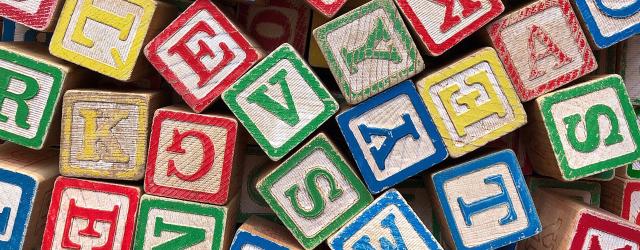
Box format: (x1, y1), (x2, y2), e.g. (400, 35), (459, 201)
(0, 0), (62, 31)
(223, 43), (338, 161)
(417, 48), (526, 158)
(487, 0), (597, 101)
(525, 75), (640, 181)
(573, 0), (640, 49)
(230, 215), (304, 250)
(313, 0), (425, 104)
(337, 81), (448, 194)
(431, 150), (541, 250)
(600, 177), (640, 226)
(41, 177), (141, 250)
(144, 0), (263, 113)
(145, 105), (241, 205)
(257, 133), (373, 249)
(328, 189), (443, 250)
(394, 0), (505, 56)
(305, 0), (347, 18)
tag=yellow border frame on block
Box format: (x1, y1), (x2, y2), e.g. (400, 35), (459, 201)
(417, 48), (526, 157)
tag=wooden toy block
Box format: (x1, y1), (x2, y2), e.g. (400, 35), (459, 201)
(337, 80), (448, 194)
(617, 107), (640, 180)
(486, 131), (534, 175)
(239, 144), (276, 222)
(237, 0), (310, 54)
(256, 133), (373, 249)
(0, 0), (62, 31)
(49, 0), (177, 81)
(0, 143), (58, 250)
(585, 169), (616, 181)
(134, 194), (238, 250)
(487, 0), (597, 101)
(41, 176), (141, 250)
(230, 215), (303, 250)
(573, 0), (640, 49)
(431, 150), (541, 249)
(313, 0), (425, 104)
(305, 0), (346, 18)
(60, 89), (166, 181)
(308, 11), (330, 68)
(527, 177), (601, 207)
(1, 19), (52, 42)
(395, 0), (504, 56)
(417, 47), (526, 158)
(0, 42), (88, 149)
(328, 189), (443, 250)
(618, 36), (640, 105)
(144, 0), (263, 113)
(222, 43), (338, 160)
(524, 75), (640, 181)
(145, 105), (242, 205)
(396, 178), (443, 244)
(600, 177), (640, 226)
(522, 189), (640, 249)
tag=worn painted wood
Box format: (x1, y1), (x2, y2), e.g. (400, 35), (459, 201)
(230, 215), (303, 250)
(396, 178), (443, 244)
(618, 36), (640, 106)
(0, 0), (63, 31)
(600, 177), (640, 226)
(527, 177), (601, 207)
(1, 19), (52, 42)
(308, 11), (330, 69)
(238, 144), (276, 222)
(305, 0), (346, 18)
(573, 0), (640, 49)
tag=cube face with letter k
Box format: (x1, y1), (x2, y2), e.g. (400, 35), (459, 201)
(431, 150), (541, 250)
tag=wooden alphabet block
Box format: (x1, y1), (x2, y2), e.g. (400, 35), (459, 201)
(487, 0), (597, 101)
(528, 177), (601, 207)
(313, 0), (425, 104)
(222, 43), (338, 160)
(41, 177), (141, 250)
(305, 0), (346, 18)
(230, 215), (303, 250)
(329, 189), (443, 250)
(417, 47), (526, 158)
(145, 105), (242, 205)
(395, 0), (504, 56)
(618, 36), (640, 105)
(0, 43), (87, 149)
(307, 11), (330, 68)
(238, 145), (276, 222)
(49, 0), (177, 81)
(396, 178), (443, 244)
(0, 0), (62, 30)
(573, 0), (640, 49)
(1, 19), (52, 42)
(431, 150), (541, 249)
(257, 133), (373, 249)
(585, 169), (616, 181)
(337, 80), (448, 194)
(0, 143), (58, 250)
(525, 75), (640, 181)
(134, 194), (238, 250)
(600, 177), (640, 226)
(60, 89), (166, 181)
(144, 0), (263, 113)
(619, 159), (640, 180)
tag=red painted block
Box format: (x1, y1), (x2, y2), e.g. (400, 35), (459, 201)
(305, 0), (347, 18)
(571, 212), (640, 249)
(0, 0), (61, 31)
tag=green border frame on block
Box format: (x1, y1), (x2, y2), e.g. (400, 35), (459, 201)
(257, 134), (373, 249)
(0, 48), (63, 149)
(540, 75), (640, 180)
(627, 106), (640, 179)
(222, 44), (338, 160)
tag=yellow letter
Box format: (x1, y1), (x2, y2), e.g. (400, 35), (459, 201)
(77, 108), (130, 163)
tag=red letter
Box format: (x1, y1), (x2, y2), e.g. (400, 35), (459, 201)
(527, 25), (573, 81)
(436, 0), (482, 32)
(61, 199), (120, 250)
(248, 9), (291, 52)
(166, 129), (215, 182)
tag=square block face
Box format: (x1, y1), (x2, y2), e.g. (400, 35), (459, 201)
(0, 168), (36, 249)
(539, 76), (640, 180)
(144, 0), (261, 113)
(230, 230), (287, 250)
(60, 91), (150, 180)
(0, 47), (63, 149)
(337, 81), (447, 194)
(223, 44), (338, 160)
(313, 0), (424, 104)
(257, 134), (373, 249)
(145, 108), (237, 205)
(574, 0), (640, 48)
(306, 0), (347, 17)
(418, 48), (526, 158)
(1, 19), (53, 42)
(395, 0), (504, 55)
(134, 195), (225, 250)
(50, 0), (155, 80)
(42, 177), (140, 250)
(329, 190), (442, 250)
(0, 0), (57, 30)
(570, 211), (640, 249)
(488, 0), (596, 101)
(622, 182), (640, 225)
(432, 150), (541, 249)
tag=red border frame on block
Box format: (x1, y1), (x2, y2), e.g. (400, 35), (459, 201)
(570, 211), (640, 249)
(487, 0), (596, 101)
(622, 182), (640, 223)
(0, 0), (56, 30)
(395, 0), (503, 56)
(145, 109), (238, 205)
(41, 176), (140, 250)
(144, 0), (260, 113)
(306, 0), (347, 17)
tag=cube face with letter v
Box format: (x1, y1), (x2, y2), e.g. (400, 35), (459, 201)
(573, 0), (640, 49)
(337, 80), (447, 194)
(431, 150), (541, 250)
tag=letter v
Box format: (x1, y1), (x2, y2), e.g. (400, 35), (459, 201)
(247, 69), (300, 126)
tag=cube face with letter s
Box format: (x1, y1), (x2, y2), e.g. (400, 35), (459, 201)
(573, 0), (640, 49)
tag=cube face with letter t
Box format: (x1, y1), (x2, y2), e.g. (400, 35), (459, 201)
(573, 0), (640, 49)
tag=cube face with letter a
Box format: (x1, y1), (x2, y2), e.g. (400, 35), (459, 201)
(573, 0), (640, 49)
(570, 211), (640, 249)
(431, 150), (541, 250)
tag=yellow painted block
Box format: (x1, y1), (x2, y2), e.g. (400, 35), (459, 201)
(416, 47), (526, 158)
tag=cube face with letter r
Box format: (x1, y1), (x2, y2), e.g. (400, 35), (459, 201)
(573, 0), (640, 49)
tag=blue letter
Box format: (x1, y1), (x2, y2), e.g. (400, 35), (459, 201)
(353, 213), (407, 250)
(457, 175), (517, 226)
(0, 207), (10, 236)
(358, 114), (420, 170)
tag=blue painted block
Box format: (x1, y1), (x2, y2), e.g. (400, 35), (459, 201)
(336, 80), (447, 194)
(1, 19), (52, 43)
(574, 0), (640, 48)
(329, 189), (442, 250)
(432, 149), (541, 250)
(230, 229), (289, 250)
(0, 167), (36, 249)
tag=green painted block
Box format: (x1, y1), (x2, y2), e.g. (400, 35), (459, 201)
(257, 133), (373, 249)
(528, 177), (601, 207)
(313, 0), (424, 104)
(222, 43), (338, 160)
(618, 106), (640, 179)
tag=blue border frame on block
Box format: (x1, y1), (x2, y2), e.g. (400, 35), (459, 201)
(432, 150), (541, 250)
(329, 189), (442, 250)
(0, 168), (36, 249)
(574, 0), (640, 48)
(229, 230), (289, 250)
(336, 80), (448, 194)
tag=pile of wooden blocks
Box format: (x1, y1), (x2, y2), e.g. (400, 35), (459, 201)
(0, 0), (639, 249)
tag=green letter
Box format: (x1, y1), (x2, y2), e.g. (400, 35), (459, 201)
(284, 168), (344, 218)
(340, 18), (402, 74)
(0, 67), (39, 130)
(247, 69), (300, 126)
(563, 104), (623, 153)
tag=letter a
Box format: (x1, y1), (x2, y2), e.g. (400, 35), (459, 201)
(436, 0), (482, 32)
(165, 128), (215, 181)
(340, 18), (402, 74)
(358, 114), (420, 171)
(527, 25), (573, 81)
(77, 108), (130, 163)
